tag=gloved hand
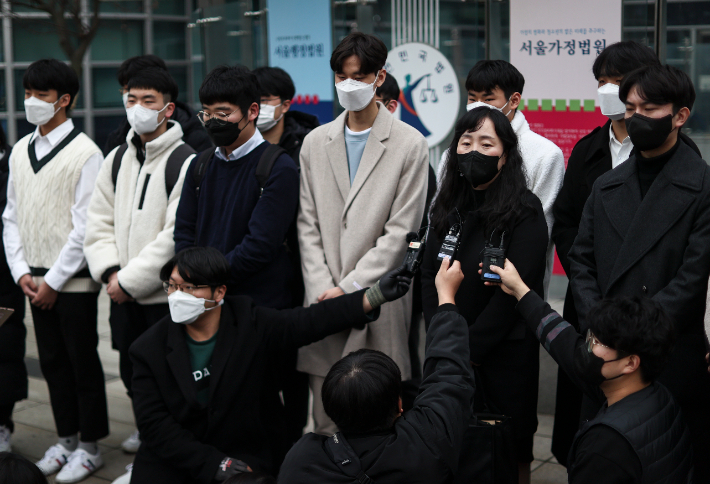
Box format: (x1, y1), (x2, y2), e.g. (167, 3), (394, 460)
(365, 264), (413, 309)
(214, 457), (250, 481)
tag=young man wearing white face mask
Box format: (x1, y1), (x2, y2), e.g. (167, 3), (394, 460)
(2, 59), (108, 483)
(127, 246), (412, 483)
(84, 67), (195, 469)
(436, 60), (565, 302)
(297, 32), (429, 435)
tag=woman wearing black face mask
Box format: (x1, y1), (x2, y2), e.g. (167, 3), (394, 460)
(420, 107), (549, 482)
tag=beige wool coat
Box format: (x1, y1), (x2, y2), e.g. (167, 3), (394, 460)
(296, 103), (429, 379)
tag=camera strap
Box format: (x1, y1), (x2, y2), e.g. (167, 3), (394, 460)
(325, 432), (375, 484)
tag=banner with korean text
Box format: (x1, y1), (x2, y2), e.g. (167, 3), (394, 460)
(510, 0), (621, 274)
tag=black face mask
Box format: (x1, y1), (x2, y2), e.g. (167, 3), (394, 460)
(457, 150), (501, 188)
(573, 343), (626, 387)
(625, 113), (675, 152)
(203, 115), (246, 147)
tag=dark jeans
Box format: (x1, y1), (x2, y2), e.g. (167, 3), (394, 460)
(32, 292), (109, 441)
(110, 300), (169, 397)
(0, 403), (14, 433)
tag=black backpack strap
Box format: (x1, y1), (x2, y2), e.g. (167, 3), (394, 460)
(111, 143), (129, 192)
(164, 143), (196, 196)
(324, 433), (374, 484)
(255, 144), (286, 197)
(193, 149), (215, 198)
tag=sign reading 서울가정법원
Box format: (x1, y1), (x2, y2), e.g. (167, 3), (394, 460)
(385, 43), (460, 148)
(266, 0), (334, 123)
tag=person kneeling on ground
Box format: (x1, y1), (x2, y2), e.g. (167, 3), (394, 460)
(128, 247), (413, 483)
(486, 260), (693, 483)
(279, 258), (474, 484)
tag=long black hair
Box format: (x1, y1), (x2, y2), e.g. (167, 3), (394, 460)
(430, 107), (533, 238)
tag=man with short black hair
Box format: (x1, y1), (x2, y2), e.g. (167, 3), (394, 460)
(374, 74), (400, 114)
(85, 67), (194, 468)
(3, 58), (107, 482)
(297, 32), (429, 435)
(488, 259), (693, 483)
(570, 63), (710, 480)
(103, 54), (212, 155)
(174, 65), (299, 310)
(279, 258), (473, 484)
(252, 66), (319, 163)
(129, 247), (413, 483)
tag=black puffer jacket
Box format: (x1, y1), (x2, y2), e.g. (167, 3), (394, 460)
(278, 110), (320, 164)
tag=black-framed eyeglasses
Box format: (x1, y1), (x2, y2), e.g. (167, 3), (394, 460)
(585, 329), (611, 354)
(197, 108), (240, 127)
(163, 282), (211, 294)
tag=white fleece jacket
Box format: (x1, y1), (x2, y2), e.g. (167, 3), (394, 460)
(84, 121), (193, 304)
(436, 111), (565, 296)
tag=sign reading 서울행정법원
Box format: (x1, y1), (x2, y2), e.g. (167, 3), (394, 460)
(385, 43), (460, 148)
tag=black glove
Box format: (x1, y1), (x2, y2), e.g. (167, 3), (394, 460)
(365, 264), (413, 308)
(214, 457), (250, 482)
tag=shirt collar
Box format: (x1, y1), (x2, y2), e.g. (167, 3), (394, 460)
(30, 119), (74, 146)
(609, 123), (631, 147)
(214, 128), (265, 162)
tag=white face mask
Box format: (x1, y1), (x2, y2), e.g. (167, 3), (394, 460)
(126, 103), (169, 135)
(597, 83), (626, 121)
(466, 97), (513, 116)
(122, 92), (129, 108)
(335, 70), (380, 112)
(168, 290), (222, 325)
(256, 102), (283, 131)
(25, 96), (61, 126)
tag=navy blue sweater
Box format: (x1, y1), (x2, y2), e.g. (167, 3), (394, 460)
(174, 141), (299, 309)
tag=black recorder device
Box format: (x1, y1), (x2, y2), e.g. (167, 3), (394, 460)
(481, 230), (506, 282)
(403, 227), (429, 275)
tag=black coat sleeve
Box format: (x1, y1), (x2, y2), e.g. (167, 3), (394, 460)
(173, 155), (199, 254)
(129, 341), (226, 484)
(254, 289), (380, 351)
(468, 203), (548, 363)
(420, 227), (442, 330)
(552, 142), (587, 275)
(569, 426), (642, 484)
(404, 304), (475, 473)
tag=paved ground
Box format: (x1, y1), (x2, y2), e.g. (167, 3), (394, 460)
(10, 279), (570, 483)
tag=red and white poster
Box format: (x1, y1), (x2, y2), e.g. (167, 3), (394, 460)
(510, 0), (621, 274)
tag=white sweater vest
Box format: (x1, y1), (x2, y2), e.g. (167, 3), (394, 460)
(12, 130), (101, 292)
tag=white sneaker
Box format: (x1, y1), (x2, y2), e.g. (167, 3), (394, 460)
(111, 464), (133, 484)
(0, 425), (11, 452)
(35, 443), (72, 476)
(55, 448), (103, 483)
(121, 430), (141, 453)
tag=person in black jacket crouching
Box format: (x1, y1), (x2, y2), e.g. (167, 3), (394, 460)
(486, 259), (693, 483)
(279, 257), (474, 484)
(128, 247), (413, 484)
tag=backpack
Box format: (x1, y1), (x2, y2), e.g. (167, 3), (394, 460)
(325, 432), (375, 484)
(111, 142), (196, 196)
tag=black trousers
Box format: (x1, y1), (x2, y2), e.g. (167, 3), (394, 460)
(0, 403), (14, 432)
(31, 291), (109, 441)
(110, 301), (169, 397)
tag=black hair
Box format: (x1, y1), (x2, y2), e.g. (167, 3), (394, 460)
(223, 472), (276, 484)
(117, 55), (168, 87)
(589, 296), (675, 383)
(376, 74), (400, 104)
(252, 66), (295, 101)
(619, 64), (696, 113)
(126, 67), (178, 104)
(160, 247), (230, 289)
(592, 41), (659, 80)
(430, 107), (534, 238)
(330, 32), (388, 75)
(465, 60), (525, 100)
(199, 65), (259, 120)
(0, 452), (49, 484)
(23, 59), (79, 115)
(322, 349), (402, 434)
(0, 123), (7, 151)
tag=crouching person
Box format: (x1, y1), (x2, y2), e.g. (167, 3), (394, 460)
(487, 260), (693, 483)
(279, 258), (474, 484)
(128, 247), (413, 483)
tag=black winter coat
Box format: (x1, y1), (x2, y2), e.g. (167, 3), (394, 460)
(569, 140), (710, 410)
(278, 304), (475, 484)
(278, 110), (320, 163)
(128, 290), (378, 484)
(0, 143), (27, 406)
(103, 101), (213, 156)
